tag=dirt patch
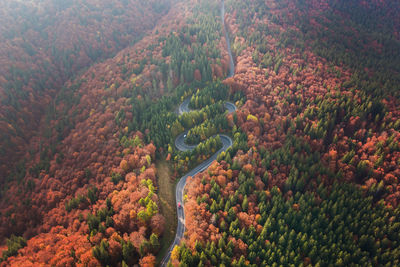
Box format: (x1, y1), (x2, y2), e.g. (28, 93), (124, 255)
(156, 160), (177, 264)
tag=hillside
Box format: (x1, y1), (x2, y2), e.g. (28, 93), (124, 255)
(0, 0), (231, 265)
(0, 0), (170, 180)
(173, 0), (400, 266)
(0, 0), (400, 266)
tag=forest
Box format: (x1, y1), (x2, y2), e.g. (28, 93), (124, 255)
(171, 0), (400, 266)
(0, 0), (399, 266)
(0, 0), (171, 181)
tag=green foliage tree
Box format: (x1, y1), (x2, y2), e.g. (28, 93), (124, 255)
(0, 235), (27, 262)
(92, 240), (110, 266)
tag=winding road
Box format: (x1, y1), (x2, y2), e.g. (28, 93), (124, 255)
(161, 1), (235, 266)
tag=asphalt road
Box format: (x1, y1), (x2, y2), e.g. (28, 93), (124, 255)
(178, 97), (191, 115)
(224, 101), (237, 113)
(174, 131), (196, 152)
(179, 98), (236, 117)
(160, 133), (232, 267)
(161, 1), (235, 266)
(162, 106), (235, 266)
(221, 0), (235, 78)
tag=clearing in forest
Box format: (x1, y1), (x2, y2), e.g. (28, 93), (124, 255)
(156, 160), (177, 264)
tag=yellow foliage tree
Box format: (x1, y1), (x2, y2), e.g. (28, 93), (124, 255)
(247, 114), (258, 122)
(171, 245), (180, 261)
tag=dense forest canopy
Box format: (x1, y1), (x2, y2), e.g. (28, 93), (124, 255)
(0, 0), (399, 266)
(0, 0), (171, 181)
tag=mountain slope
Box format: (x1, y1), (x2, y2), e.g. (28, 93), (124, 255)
(172, 0), (400, 266)
(0, 0), (170, 180)
(0, 0), (232, 265)
(1, 0), (399, 266)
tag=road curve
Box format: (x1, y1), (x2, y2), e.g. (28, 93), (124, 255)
(160, 134), (232, 266)
(178, 98), (237, 117)
(178, 97), (191, 115)
(161, 1), (235, 266)
(224, 101), (237, 113)
(161, 117), (234, 267)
